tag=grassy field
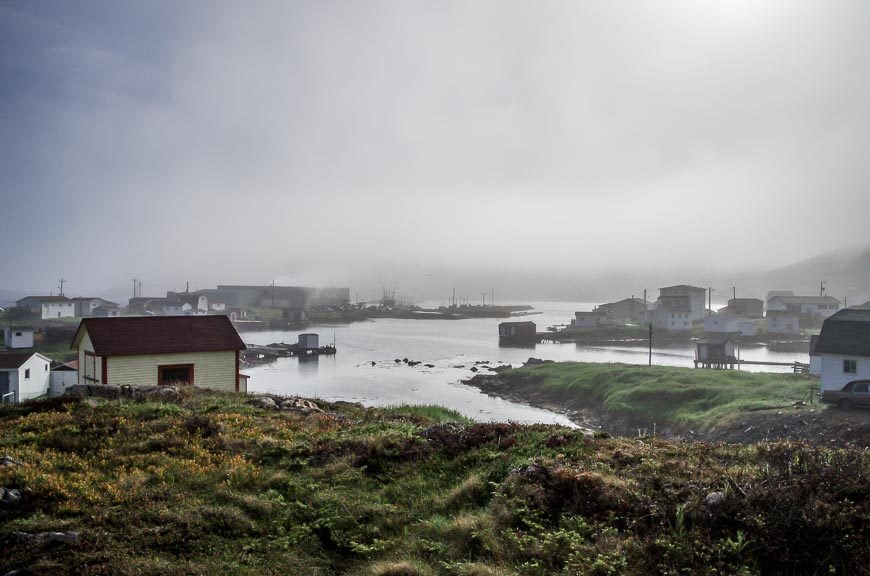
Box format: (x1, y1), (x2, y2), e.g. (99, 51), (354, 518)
(489, 363), (816, 433)
(0, 390), (866, 575)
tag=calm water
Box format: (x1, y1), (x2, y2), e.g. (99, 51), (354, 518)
(243, 301), (808, 425)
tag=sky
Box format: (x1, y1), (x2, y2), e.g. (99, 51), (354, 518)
(1, 0), (869, 302)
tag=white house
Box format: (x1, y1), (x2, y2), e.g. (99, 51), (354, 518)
(658, 285), (708, 321)
(16, 296), (75, 319)
(703, 314), (759, 336)
(766, 295), (840, 320)
(3, 326), (34, 349)
(573, 310), (613, 328)
(71, 315), (247, 393)
(814, 309), (870, 393)
(0, 352), (52, 403)
(766, 310), (801, 335)
(651, 297), (693, 332)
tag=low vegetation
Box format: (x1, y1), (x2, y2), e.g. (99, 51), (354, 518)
(485, 363), (816, 433)
(1, 389), (867, 575)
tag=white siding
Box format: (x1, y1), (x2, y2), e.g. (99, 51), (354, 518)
(49, 370), (78, 396)
(16, 355), (51, 401)
(3, 328), (34, 348)
(41, 302), (75, 319)
(107, 350), (238, 392)
(819, 354), (870, 392)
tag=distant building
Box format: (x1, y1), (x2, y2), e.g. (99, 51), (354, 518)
(814, 309), (870, 393)
(703, 315), (759, 336)
(15, 296), (75, 319)
(719, 298), (764, 319)
(498, 321), (537, 346)
(0, 352), (51, 403)
(71, 316), (247, 392)
(596, 298), (648, 325)
(766, 310), (800, 335)
(766, 295), (840, 321)
(573, 310), (613, 329)
(658, 285), (707, 321)
(809, 334), (821, 376)
(72, 297), (118, 317)
(651, 298), (693, 332)
(3, 326), (34, 349)
(92, 305), (122, 318)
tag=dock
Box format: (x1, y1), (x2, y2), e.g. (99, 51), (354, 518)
(242, 343), (336, 361)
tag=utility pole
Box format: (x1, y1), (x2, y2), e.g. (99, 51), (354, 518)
(57, 278), (65, 296)
(452, 288), (456, 309)
(186, 281), (190, 294)
(132, 278), (138, 299)
(482, 292), (486, 307)
(271, 280), (275, 307)
(708, 287), (713, 315)
(733, 286), (736, 303)
(648, 323), (653, 367)
(820, 281), (826, 297)
(491, 288), (494, 308)
(138, 281), (142, 298)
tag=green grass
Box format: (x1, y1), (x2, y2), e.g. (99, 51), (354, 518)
(0, 390), (865, 575)
(499, 362), (813, 432)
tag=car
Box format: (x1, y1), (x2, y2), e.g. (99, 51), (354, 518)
(821, 380), (870, 410)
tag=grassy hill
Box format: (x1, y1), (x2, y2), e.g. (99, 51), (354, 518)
(0, 389), (867, 575)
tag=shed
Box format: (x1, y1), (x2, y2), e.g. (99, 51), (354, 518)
(694, 338), (737, 369)
(50, 360), (79, 397)
(298, 333), (320, 350)
(0, 352), (51, 403)
(71, 316), (247, 392)
(498, 321), (537, 346)
(3, 326), (34, 349)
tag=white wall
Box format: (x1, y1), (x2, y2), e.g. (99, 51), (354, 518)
(16, 355), (51, 401)
(820, 354), (870, 392)
(3, 328), (34, 348)
(50, 370), (78, 396)
(767, 314), (800, 334)
(41, 302), (75, 319)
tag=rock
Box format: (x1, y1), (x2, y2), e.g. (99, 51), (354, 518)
(249, 397), (277, 410)
(704, 491), (726, 509)
(15, 531), (79, 545)
(0, 456), (22, 467)
(407, 361), (421, 367)
(424, 364), (435, 368)
(371, 361), (376, 366)
(523, 357), (553, 366)
(0, 487), (22, 507)
(470, 367), (478, 372)
(394, 359), (401, 363)
(65, 384), (124, 399)
(402, 358), (409, 363)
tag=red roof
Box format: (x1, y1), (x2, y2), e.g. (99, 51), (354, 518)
(0, 352), (45, 369)
(72, 316), (246, 356)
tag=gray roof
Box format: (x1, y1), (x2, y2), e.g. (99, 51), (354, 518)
(814, 309), (870, 357)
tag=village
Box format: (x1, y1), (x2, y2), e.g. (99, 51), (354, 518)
(0, 279), (867, 413)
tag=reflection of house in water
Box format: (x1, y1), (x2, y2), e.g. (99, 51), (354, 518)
(498, 321), (537, 346)
(694, 337), (737, 369)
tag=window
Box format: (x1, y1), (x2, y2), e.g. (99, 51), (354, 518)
(25, 369), (30, 379)
(44, 364), (48, 371)
(855, 382), (869, 394)
(844, 359), (857, 374)
(14, 332), (21, 337)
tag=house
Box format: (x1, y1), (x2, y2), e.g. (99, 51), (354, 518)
(15, 296), (75, 319)
(657, 285), (707, 321)
(71, 316), (247, 393)
(92, 305), (122, 318)
(651, 297), (693, 332)
(0, 352), (51, 403)
(49, 360), (78, 397)
(694, 337), (737, 369)
(573, 310), (613, 329)
(808, 335), (821, 376)
(814, 308), (870, 393)
(719, 298), (764, 319)
(596, 298), (649, 325)
(766, 310), (800, 335)
(703, 315), (759, 336)
(766, 295), (840, 321)
(498, 321), (537, 346)
(72, 297), (118, 317)
(3, 326), (34, 349)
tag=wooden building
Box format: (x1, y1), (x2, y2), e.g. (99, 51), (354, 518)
(694, 337), (737, 369)
(498, 321), (537, 346)
(71, 316), (247, 392)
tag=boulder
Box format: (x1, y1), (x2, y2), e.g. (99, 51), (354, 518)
(0, 487), (22, 507)
(15, 531), (79, 545)
(0, 456), (22, 467)
(249, 397), (277, 410)
(704, 491), (726, 509)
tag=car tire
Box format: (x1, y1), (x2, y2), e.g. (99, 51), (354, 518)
(838, 399), (853, 411)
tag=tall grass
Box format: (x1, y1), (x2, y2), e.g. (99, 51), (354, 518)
(504, 362), (812, 431)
